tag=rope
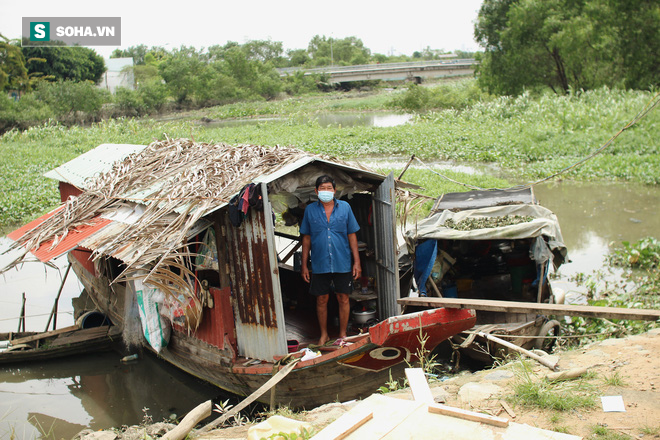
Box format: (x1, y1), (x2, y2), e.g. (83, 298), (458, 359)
(0, 311), (73, 322)
(414, 90), (660, 191)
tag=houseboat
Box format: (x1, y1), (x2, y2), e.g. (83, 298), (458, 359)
(6, 139), (476, 408)
(402, 188), (568, 363)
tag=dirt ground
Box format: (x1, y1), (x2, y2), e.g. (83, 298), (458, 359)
(191, 328), (660, 439)
(425, 327), (660, 438)
(79, 328), (660, 439)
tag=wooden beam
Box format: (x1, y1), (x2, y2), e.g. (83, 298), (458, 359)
(10, 325), (79, 345)
(317, 412), (373, 440)
(428, 403), (509, 428)
(398, 297), (660, 321)
(196, 359), (300, 435)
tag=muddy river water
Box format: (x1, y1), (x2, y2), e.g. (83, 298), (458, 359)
(1, 142), (659, 439)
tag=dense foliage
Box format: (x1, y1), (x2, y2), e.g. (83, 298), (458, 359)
(474, 0), (660, 94)
(0, 34), (29, 91)
(386, 80), (493, 111)
(21, 45), (106, 83)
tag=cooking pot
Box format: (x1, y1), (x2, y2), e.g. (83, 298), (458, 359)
(352, 309), (377, 324)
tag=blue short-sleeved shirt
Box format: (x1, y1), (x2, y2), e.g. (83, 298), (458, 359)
(299, 199), (360, 274)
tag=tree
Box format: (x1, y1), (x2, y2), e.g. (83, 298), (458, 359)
(0, 34), (29, 91)
(158, 46), (211, 104)
(32, 80), (109, 116)
(307, 35), (371, 66)
(286, 48), (311, 66)
(603, 0), (660, 89)
(22, 45), (106, 83)
(112, 45), (170, 65)
(474, 0), (659, 95)
(243, 39), (285, 66)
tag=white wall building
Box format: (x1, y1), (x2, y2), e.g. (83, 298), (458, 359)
(99, 57), (135, 93)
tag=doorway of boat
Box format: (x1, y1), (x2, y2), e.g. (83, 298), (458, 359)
(267, 168), (400, 355)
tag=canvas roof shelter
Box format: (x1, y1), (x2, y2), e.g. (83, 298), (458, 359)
(6, 138), (405, 361)
(405, 189), (568, 272)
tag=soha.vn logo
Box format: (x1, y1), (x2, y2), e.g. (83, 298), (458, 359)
(30, 22), (50, 41)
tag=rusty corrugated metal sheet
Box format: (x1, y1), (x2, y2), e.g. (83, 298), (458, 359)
(191, 287), (236, 352)
(7, 206), (65, 241)
(58, 182), (83, 203)
(223, 206), (287, 361)
(9, 214), (111, 263)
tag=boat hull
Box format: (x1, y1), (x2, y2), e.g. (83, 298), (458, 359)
(0, 326), (120, 365)
(70, 254), (476, 408)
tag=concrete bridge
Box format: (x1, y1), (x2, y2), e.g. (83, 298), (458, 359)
(277, 59), (476, 84)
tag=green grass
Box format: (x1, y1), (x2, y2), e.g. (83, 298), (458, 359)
(202, 90), (394, 120)
(1, 82), (658, 230)
(602, 371), (627, 387)
(591, 425), (633, 440)
(639, 426), (660, 436)
(509, 359), (597, 411)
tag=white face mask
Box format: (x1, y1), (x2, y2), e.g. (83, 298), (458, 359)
(318, 190), (334, 203)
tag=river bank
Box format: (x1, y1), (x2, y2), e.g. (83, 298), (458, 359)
(74, 328), (660, 439)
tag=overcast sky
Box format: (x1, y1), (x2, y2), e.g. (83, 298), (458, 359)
(1, 0), (484, 58)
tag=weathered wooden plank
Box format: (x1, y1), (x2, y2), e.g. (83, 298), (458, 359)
(312, 411), (373, 440)
(49, 326), (112, 347)
(405, 368), (434, 404)
(9, 325), (79, 345)
(428, 403), (509, 428)
(398, 297), (660, 321)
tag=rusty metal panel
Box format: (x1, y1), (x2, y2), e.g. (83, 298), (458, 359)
(372, 172), (400, 319)
(223, 197), (287, 361)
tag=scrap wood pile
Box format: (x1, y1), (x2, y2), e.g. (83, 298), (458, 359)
(4, 138), (365, 326)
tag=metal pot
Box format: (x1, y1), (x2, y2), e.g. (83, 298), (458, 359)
(352, 309), (377, 324)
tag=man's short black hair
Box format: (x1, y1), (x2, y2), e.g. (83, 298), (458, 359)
(315, 175), (336, 190)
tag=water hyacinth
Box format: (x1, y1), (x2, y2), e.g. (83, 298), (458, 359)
(443, 215), (535, 231)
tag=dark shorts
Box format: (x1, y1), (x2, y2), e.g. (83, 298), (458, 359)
(309, 272), (353, 296)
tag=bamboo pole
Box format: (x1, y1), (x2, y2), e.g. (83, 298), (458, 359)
(478, 332), (558, 371)
(536, 261), (546, 304)
(18, 293), (26, 332)
(45, 263), (72, 332)
(196, 359), (300, 435)
(397, 154), (416, 180)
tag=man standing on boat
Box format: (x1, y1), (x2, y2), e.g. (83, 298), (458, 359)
(300, 175), (361, 346)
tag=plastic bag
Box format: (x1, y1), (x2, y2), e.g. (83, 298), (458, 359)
(195, 228), (219, 270)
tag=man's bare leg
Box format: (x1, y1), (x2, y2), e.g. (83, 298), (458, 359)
(316, 294), (330, 345)
(336, 293), (350, 339)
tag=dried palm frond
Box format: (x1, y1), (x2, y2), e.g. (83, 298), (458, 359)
(6, 138), (374, 330)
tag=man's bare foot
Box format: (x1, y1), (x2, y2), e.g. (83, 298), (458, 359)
(318, 335), (329, 345)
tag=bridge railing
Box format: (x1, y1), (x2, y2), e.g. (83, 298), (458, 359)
(277, 59), (477, 76)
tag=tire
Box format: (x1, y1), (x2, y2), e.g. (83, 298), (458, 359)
(534, 319), (561, 351)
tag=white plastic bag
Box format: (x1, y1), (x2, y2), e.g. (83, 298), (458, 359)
(135, 279), (170, 352)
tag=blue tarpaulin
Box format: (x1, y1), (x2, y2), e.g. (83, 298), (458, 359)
(413, 239), (437, 297)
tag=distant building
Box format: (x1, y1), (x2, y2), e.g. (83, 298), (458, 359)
(99, 57), (135, 93)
